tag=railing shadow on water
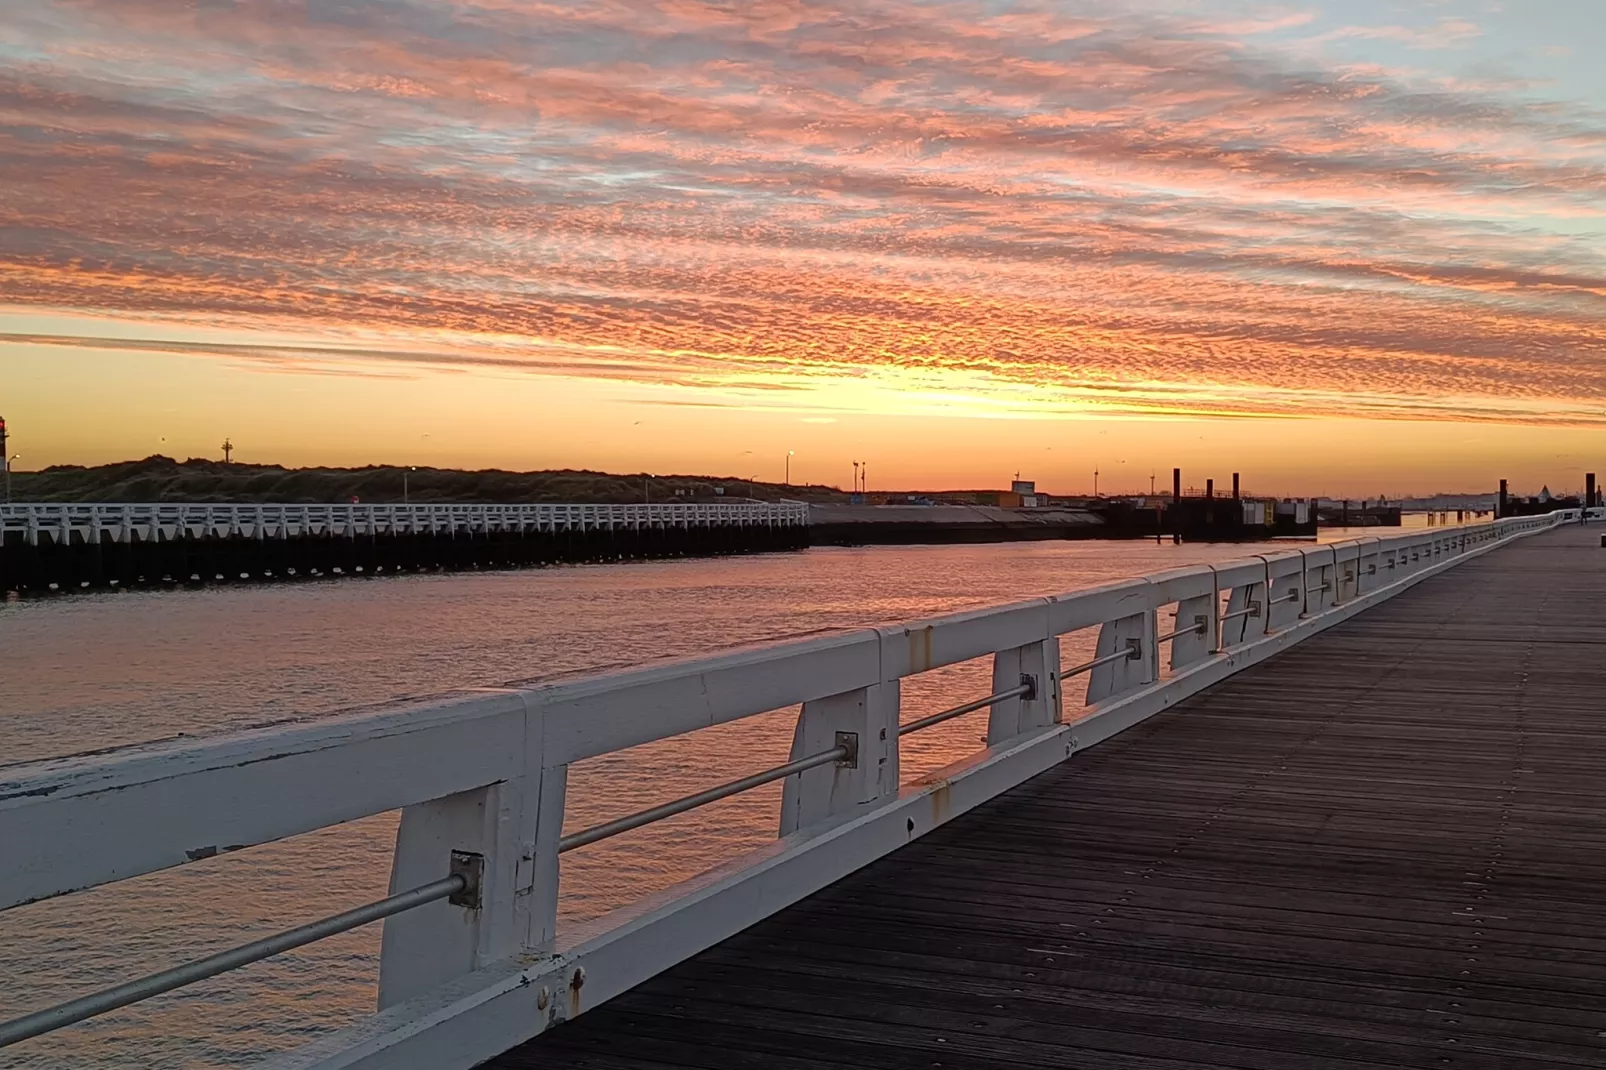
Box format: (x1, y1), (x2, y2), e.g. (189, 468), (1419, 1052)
(0, 510), (1589, 1066)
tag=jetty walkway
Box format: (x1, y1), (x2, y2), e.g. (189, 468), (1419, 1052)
(1, 513), (1601, 1067)
(497, 522), (1606, 1069)
(0, 500), (810, 592)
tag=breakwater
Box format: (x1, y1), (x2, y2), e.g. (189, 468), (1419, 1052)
(808, 503), (1105, 544)
(810, 497), (1319, 545)
(0, 502), (809, 593)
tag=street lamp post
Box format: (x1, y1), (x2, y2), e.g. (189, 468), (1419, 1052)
(3, 455), (15, 505)
(403, 466), (417, 505)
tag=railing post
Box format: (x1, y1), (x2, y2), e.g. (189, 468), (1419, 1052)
(1331, 546), (1350, 603)
(1170, 587), (1217, 669)
(779, 682), (900, 836)
(378, 690), (560, 1008)
(1298, 552), (1312, 617)
(1261, 555), (1303, 632)
(1087, 605), (1157, 704)
(525, 760), (566, 956)
(1301, 548), (1337, 616)
(1219, 579), (1262, 647)
(1357, 538), (1379, 595)
(987, 638), (1062, 743)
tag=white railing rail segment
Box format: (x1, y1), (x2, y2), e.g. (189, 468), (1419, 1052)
(0, 511), (1579, 1065)
(0, 501), (811, 546)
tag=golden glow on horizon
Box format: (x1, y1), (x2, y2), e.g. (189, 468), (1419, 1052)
(8, 329), (1602, 498)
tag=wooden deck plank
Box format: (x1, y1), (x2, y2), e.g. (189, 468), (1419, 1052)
(486, 525), (1606, 1070)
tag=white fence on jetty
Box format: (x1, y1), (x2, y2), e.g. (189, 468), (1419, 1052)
(0, 510), (1590, 1066)
(0, 500), (811, 545)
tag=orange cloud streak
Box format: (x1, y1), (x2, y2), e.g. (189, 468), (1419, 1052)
(2, 0), (1605, 428)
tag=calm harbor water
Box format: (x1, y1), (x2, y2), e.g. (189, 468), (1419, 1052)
(0, 526), (1450, 1067)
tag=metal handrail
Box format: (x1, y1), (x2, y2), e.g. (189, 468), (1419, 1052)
(1064, 644), (1141, 677)
(559, 743), (851, 853)
(1156, 618), (1207, 643)
(0, 874), (467, 1048)
(898, 682), (1032, 737)
(1269, 589), (1302, 605)
(1221, 601), (1261, 622)
(567, 676), (1058, 838)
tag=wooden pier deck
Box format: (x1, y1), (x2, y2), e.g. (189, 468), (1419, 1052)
(491, 524), (1606, 1070)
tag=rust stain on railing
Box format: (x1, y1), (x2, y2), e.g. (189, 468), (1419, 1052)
(908, 626), (934, 674)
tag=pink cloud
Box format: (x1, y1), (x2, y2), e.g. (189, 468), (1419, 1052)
(0, 0), (1603, 424)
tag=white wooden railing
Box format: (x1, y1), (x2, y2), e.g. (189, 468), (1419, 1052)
(0, 501), (810, 545)
(0, 511), (1582, 1065)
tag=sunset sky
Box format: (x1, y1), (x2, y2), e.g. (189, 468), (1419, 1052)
(3, 0), (1604, 495)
